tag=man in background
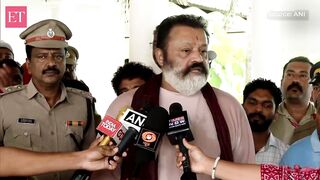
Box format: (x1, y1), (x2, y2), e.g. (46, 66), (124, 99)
(0, 40), (14, 61)
(280, 61), (320, 168)
(270, 56), (316, 144)
(62, 45), (90, 92)
(243, 78), (288, 165)
(0, 59), (23, 92)
(111, 61), (155, 95)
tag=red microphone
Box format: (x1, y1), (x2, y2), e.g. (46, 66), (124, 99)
(97, 115), (127, 146)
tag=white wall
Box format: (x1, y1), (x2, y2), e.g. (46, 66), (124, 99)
(250, 0), (320, 86)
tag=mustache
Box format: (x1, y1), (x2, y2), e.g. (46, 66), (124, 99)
(42, 67), (60, 74)
(287, 82), (303, 92)
(247, 112), (266, 121)
(183, 62), (208, 76)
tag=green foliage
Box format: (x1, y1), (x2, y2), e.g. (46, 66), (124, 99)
(208, 27), (247, 102)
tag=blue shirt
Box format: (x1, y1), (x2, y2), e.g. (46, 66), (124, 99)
(280, 130), (320, 168)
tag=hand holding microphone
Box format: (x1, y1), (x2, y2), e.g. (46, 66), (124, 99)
(72, 109), (129, 180)
(108, 108), (148, 161)
(167, 102), (197, 180)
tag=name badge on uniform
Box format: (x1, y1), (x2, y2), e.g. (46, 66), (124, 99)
(17, 118), (35, 124)
(66, 120), (84, 127)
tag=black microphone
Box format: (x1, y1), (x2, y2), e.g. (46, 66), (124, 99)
(167, 102), (196, 180)
(109, 108), (147, 161)
(131, 106), (169, 177)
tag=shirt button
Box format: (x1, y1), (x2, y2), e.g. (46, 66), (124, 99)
(51, 131), (54, 135)
(23, 132), (28, 136)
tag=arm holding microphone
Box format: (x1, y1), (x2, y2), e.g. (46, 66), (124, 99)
(178, 141), (320, 180)
(174, 139), (320, 180)
(71, 111), (129, 180)
(176, 139), (261, 180)
(0, 136), (124, 177)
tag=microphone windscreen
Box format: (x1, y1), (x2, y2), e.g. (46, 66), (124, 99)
(131, 106), (169, 177)
(169, 102), (183, 116)
(143, 106), (169, 133)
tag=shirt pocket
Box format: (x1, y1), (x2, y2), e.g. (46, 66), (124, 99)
(5, 123), (40, 150)
(65, 126), (84, 146)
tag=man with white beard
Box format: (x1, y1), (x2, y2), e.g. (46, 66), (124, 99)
(92, 14), (255, 180)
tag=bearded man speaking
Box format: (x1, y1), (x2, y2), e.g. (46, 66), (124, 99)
(92, 14), (255, 180)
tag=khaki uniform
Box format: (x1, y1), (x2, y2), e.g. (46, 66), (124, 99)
(270, 102), (316, 145)
(0, 81), (96, 180)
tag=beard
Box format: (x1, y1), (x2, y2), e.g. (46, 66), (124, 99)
(247, 112), (273, 132)
(162, 59), (209, 96)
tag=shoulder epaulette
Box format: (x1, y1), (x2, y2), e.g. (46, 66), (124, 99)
(66, 87), (94, 101)
(1, 84), (25, 96)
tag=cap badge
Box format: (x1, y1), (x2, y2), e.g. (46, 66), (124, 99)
(66, 51), (70, 58)
(314, 68), (320, 77)
(47, 28), (55, 38)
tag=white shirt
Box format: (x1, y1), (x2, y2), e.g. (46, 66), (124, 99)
(256, 133), (289, 165)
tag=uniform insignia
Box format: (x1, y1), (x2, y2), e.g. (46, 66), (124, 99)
(1, 84), (25, 95)
(314, 68), (320, 77)
(66, 50), (71, 58)
(66, 120), (84, 126)
(47, 28), (55, 38)
(18, 118), (35, 124)
(66, 87), (94, 101)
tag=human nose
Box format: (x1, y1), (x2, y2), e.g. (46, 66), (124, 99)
(191, 50), (206, 63)
(254, 103), (263, 112)
(46, 55), (58, 65)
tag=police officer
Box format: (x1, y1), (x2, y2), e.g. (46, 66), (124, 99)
(0, 19), (96, 180)
(64, 45), (79, 80)
(0, 40), (14, 61)
(63, 45), (90, 92)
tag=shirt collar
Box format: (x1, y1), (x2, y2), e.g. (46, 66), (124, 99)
(277, 101), (316, 121)
(26, 80), (69, 103)
(310, 130), (320, 153)
(262, 133), (277, 150)
(259, 132), (283, 152)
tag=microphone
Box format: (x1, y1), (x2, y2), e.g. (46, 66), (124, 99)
(167, 102), (196, 180)
(119, 108), (147, 132)
(135, 106), (167, 151)
(131, 106), (169, 177)
(111, 108), (147, 158)
(71, 108), (129, 180)
(98, 106), (128, 146)
(96, 115), (127, 145)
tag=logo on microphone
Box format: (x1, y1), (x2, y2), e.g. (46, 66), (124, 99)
(135, 128), (160, 151)
(96, 115), (122, 137)
(142, 131), (157, 143)
(168, 116), (187, 129)
(116, 129), (125, 140)
(120, 109), (147, 131)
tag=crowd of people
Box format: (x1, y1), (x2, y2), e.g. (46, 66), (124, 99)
(0, 13), (319, 180)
